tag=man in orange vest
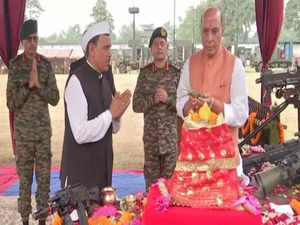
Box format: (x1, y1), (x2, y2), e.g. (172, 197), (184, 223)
(176, 7), (249, 183)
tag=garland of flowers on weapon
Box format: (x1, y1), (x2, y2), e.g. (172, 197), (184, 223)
(278, 122), (285, 144)
(241, 112), (264, 145)
(242, 112), (285, 145)
(250, 114), (265, 145)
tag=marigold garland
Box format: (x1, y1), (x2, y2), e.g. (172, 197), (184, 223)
(247, 112), (264, 145)
(278, 122), (285, 144)
(88, 212), (133, 225)
(250, 118), (265, 145)
(51, 210), (133, 225)
(241, 120), (250, 136)
(242, 111), (284, 146)
(241, 112), (256, 136)
(51, 214), (63, 225)
(290, 199), (300, 215)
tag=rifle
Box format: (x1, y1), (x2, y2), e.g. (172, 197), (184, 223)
(243, 139), (300, 174)
(254, 149), (300, 197)
(33, 184), (100, 225)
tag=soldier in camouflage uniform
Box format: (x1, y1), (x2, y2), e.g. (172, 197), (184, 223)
(6, 19), (59, 225)
(133, 27), (180, 191)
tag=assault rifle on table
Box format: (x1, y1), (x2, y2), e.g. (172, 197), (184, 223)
(243, 139), (300, 174)
(33, 184), (101, 225)
(254, 149), (300, 197)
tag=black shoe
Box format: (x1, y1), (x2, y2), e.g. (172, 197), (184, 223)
(22, 221), (29, 225)
(39, 220), (46, 225)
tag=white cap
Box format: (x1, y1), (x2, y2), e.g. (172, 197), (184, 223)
(81, 21), (110, 53)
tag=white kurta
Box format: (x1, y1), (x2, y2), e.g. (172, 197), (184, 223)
(64, 61), (120, 145)
(176, 57), (249, 125)
(176, 57), (250, 184)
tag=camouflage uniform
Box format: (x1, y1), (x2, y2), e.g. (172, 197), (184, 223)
(133, 62), (180, 191)
(6, 53), (59, 221)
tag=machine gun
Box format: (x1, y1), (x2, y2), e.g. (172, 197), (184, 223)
(243, 139), (300, 174)
(239, 68), (300, 150)
(254, 149), (300, 197)
(33, 184), (100, 225)
(256, 68), (300, 103)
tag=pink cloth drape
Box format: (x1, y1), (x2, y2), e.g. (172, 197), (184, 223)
(0, 0), (26, 154)
(255, 0), (284, 106)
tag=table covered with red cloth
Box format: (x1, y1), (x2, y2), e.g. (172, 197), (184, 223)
(143, 186), (262, 225)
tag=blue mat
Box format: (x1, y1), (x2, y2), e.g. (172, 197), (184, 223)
(1, 170), (145, 198)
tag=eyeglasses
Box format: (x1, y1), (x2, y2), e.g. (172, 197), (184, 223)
(24, 36), (38, 42)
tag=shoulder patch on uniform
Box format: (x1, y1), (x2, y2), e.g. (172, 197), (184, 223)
(141, 63), (152, 71)
(9, 54), (21, 64)
(39, 54), (50, 64)
(169, 63), (180, 72)
(8, 54), (22, 68)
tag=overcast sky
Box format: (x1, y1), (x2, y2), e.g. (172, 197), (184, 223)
(38, 0), (202, 37)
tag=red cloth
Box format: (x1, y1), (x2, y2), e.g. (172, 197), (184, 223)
(0, 0), (25, 66)
(179, 125), (235, 162)
(255, 0), (284, 106)
(143, 186), (262, 225)
(0, 0), (25, 155)
(255, 0), (284, 70)
(0, 167), (18, 194)
(165, 125), (239, 208)
(165, 169), (239, 208)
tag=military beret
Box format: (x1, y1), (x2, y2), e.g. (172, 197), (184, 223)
(19, 19), (38, 40)
(149, 27), (168, 48)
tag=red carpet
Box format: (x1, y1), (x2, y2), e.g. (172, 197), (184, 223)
(0, 167), (19, 194)
(143, 186), (262, 225)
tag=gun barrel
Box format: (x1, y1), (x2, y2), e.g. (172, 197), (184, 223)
(255, 166), (284, 196)
(32, 207), (50, 220)
(62, 214), (75, 225)
(252, 143), (300, 197)
(260, 70), (300, 87)
(243, 139), (300, 174)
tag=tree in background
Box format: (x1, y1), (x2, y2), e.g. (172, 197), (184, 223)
(139, 24), (154, 45)
(177, 4), (206, 45)
(118, 25), (136, 43)
(162, 22), (175, 46)
(117, 24), (147, 44)
(219, 0), (255, 46)
(177, 0), (255, 51)
(39, 24), (82, 44)
(57, 24), (82, 44)
(39, 34), (59, 45)
(279, 0), (300, 42)
(90, 0), (116, 41)
(25, 0), (44, 19)
(116, 23), (174, 49)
